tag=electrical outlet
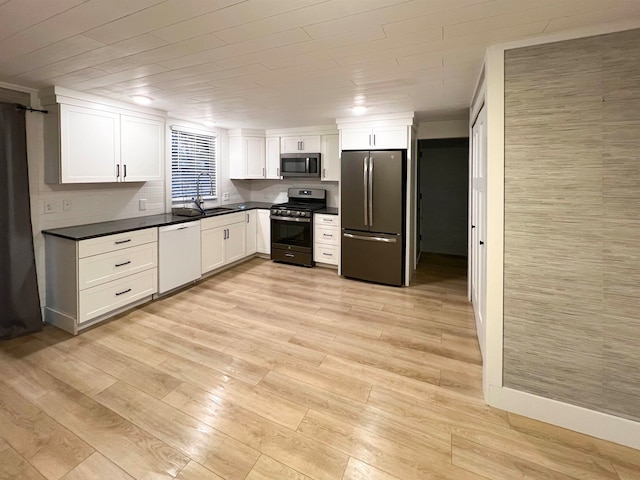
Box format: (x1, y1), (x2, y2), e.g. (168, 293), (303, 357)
(44, 200), (54, 214)
(223, 192), (230, 201)
(62, 199), (72, 211)
(139, 198), (147, 211)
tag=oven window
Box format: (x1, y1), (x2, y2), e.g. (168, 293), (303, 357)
(281, 157), (306, 173)
(271, 219), (311, 248)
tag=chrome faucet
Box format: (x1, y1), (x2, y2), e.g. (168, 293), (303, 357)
(195, 172), (213, 212)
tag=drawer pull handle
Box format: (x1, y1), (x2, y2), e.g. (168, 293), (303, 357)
(323, 218), (332, 222)
(115, 239), (131, 245)
(323, 233), (333, 237)
(115, 288), (132, 296)
(115, 260), (131, 267)
(285, 253), (295, 258)
(322, 252), (332, 256)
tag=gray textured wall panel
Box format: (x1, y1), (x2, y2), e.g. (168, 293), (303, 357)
(503, 28), (640, 421)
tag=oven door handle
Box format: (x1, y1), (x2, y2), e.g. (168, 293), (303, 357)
(270, 216), (311, 223)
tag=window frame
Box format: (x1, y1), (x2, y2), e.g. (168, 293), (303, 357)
(170, 125), (218, 205)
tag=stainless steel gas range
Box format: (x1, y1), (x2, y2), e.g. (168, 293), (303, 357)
(270, 188), (326, 267)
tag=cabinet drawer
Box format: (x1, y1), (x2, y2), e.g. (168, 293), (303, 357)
(315, 214), (340, 226)
(314, 244), (338, 265)
(79, 228), (157, 258)
(315, 225), (340, 246)
(78, 242), (157, 290)
(201, 212), (245, 231)
(79, 269), (157, 323)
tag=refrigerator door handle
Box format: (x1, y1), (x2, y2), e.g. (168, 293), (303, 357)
(343, 233), (397, 243)
(368, 156), (374, 227)
(363, 156), (369, 226)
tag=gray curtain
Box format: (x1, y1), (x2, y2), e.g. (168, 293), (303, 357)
(0, 102), (42, 339)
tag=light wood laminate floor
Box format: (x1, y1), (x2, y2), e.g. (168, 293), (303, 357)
(1, 255), (639, 480)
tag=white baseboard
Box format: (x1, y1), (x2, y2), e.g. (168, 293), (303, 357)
(489, 386), (640, 450)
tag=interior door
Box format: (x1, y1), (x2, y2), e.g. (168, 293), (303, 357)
(340, 151), (368, 231)
(370, 150), (404, 234)
(471, 105), (487, 358)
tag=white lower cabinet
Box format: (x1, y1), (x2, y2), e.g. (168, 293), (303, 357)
(257, 209), (271, 254)
(314, 213), (340, 266)
(245, 210), (257, 255)
(44, 228), (158, 334)
(201, 212), (247, 274)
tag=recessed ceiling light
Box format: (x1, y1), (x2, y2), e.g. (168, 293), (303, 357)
(131, 95), (152, 105)
(203, 121), (216, 127)
(351, 105), (367, 115)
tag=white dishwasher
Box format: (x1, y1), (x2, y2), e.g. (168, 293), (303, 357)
(158, 220), (201, 294)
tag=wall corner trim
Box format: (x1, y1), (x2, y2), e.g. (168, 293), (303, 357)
(488, 386), (640, 450)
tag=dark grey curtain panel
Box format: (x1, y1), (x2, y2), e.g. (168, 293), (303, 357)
(0, 102), (42, 339)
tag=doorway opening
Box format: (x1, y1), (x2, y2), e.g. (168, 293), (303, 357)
(416, 138), (470, 275)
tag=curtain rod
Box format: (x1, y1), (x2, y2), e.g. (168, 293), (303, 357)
(16, 104), (48, 114)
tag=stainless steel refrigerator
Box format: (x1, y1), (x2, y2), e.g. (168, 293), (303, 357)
(341, 150), (406, 286)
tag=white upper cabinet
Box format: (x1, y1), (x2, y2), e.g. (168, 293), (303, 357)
(321, 134), (339, 182)
(340, 126), (408, 150)
(265, 136), (281, 179)
(43, 92), (165, 184)
(280, 135), (321, 153)
(120, 115), (164, 182)
(229, 131), (266, 179)
(59, 104), (120, 183)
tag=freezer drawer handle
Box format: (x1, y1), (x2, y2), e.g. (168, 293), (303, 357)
(343, 233), (397, 243)
(115, 288), (132, 296)
(114, 239), (131, 245)
(114, 260), (131, 267)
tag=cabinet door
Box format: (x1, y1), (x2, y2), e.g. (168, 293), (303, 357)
(60, 104), (120, 183)
(201, 226), (225, 273)
(257, 209), (271, 254)
(299, 135), (321, 152)
(245, 136), (266, 178)
(225, 221), (246, 264)
(265, 136), (281, 179)
(280, 136), (301, 153)
(121, 115), (164, 182)
(229, 136), (245, 179)
(340, 128), (371, 151)
(245, 211), (257, 255)
(321, 134), (339, 181)
(371, 126), (407, 149)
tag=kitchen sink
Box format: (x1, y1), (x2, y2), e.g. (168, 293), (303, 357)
(172, 206), (235, 217)
(203, 207), (234, 215)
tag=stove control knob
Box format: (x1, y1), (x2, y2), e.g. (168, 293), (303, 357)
(295, 211), (301, 216)
(286, 210), (291, 215)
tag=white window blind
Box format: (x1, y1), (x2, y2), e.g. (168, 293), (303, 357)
(171, 128), (217, 202)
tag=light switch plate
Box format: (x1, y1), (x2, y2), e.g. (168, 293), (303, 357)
(139, 199), (147, 210)
(223, 192), (230, 201)
(63, 199), (71, 211)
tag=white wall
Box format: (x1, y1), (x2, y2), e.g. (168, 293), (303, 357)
(417, 119), (469, 139)
(250, 179), (339, 207)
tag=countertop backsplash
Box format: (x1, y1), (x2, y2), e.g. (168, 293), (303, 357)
(248, 179), (339, 207)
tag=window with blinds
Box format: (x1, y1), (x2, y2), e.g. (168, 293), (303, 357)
(171, 128), (217, 202)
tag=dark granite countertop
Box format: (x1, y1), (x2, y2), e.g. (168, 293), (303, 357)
(316, 207), (339, 215)
(42, 202), (273, 241)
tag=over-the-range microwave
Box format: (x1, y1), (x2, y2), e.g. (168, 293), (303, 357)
(280, 152), (321, 178)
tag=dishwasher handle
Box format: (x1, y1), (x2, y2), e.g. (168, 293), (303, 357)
(159, 221), (200, 233)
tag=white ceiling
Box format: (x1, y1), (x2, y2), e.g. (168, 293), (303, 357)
(1, 0), (639, 128)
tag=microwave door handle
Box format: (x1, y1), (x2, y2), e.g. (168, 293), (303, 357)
(305, 157), (310, 174)
(363, 156), (368, 226)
